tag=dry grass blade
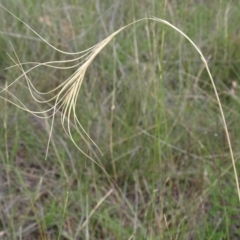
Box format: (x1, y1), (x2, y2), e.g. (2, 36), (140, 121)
(0, 4), (239, 204)
(77, 189), (113, 233)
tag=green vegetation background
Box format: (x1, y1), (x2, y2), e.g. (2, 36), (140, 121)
(0, 0), (240, 239)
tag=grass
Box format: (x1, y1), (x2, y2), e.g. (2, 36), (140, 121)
(1, 0), (240, 239)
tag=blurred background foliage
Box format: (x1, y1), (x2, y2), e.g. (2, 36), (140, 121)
(0, 0), (240, 239)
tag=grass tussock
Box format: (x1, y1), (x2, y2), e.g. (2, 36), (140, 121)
(1, 1), (240, 239)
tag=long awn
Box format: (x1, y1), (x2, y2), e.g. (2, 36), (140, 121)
(0, 4), (239, 203)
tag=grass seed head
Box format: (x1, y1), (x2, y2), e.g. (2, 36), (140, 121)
(0, 4), (239, 203)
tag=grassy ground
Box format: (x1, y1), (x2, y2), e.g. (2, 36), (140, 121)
(1, 0), (240, 239)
